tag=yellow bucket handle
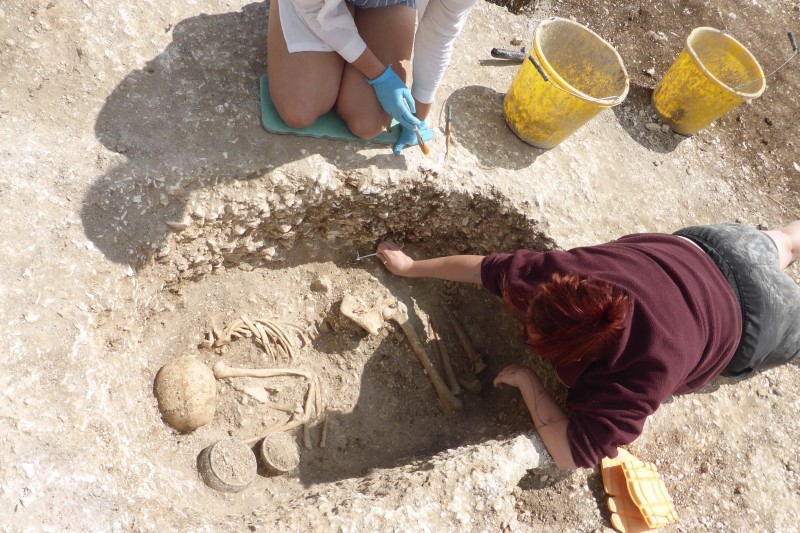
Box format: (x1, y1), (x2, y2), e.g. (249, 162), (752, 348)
(731, 31), (797, 92)
(527, 55), (624, 104)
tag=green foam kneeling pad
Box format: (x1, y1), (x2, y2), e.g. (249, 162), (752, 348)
(259, 74), (400, 145)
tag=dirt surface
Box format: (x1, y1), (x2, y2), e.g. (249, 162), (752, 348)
(1, 0), (799, 531)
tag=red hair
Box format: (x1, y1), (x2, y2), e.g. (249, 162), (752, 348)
(502, 273), (630, 366)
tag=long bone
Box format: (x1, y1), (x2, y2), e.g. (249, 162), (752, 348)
(302, 379), (317, 449)
(430, 317), (462, 396)
(246, 415), (306, 444)
(319, 408), (341, 448)
(217, 361), (320, 446)
(212, 361), (313, 381)
(383, 302), (462, 412)
(319, 411), (330, 448)
(263, 400), (304, 414)
(444, 309), (487, 374)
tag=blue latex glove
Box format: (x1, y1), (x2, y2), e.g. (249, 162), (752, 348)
(393, 121), (435, 156)
(366, 67), (421, 132)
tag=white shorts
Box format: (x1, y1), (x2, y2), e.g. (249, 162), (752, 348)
(278, 0), (428, 54)
(279, 0), (334, 54)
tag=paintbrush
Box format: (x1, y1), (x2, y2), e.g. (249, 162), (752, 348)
(403, 100), (429, 156)
(445, 104), (452, 160)
(414, 126), (430, 155)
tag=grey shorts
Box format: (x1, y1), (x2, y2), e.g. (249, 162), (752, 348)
(346, 0), (415, 8)
(674, 224), (800, 378)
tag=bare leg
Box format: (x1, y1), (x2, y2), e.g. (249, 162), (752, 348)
(337, 5), (417, 139)
(267, 0), (345, 128)
(764, 221), (800, 270)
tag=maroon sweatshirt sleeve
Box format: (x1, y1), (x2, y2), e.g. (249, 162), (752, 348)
(480, 252), (514, 296)
(481, 251), (548, 313)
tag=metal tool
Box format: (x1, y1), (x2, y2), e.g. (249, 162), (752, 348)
(445, 104), (452, 160)
(491, 48), (527, 62)
(351, 252), (378, 263)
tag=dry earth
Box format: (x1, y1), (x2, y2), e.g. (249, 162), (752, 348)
(1, 0), (799, 531)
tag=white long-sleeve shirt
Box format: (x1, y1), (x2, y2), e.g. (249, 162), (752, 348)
(286, 0), (478, 104)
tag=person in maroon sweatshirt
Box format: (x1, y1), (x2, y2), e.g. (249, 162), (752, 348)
(376, 221), (800, 469)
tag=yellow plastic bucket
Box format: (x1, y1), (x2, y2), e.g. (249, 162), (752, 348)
(652, 27), (765, 135)
(503, 17), (629, 149)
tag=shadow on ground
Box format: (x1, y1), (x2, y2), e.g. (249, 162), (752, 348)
(292, 278), (560, 485)
(612, 84), (686, 153)
(83, 2), (414, 268)
(445, 85), (544, 170)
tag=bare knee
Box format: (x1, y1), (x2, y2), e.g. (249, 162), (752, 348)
(342, 113), (386, 139)
(269, 77), (338, 129)
(765, 221), (800, 269)
(274, 101), (323, 129)
(338, 100), (387, 139)
(783, 221), (800, 262)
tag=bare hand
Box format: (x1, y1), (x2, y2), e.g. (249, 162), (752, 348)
(376, 240), (415, 276)
(493, 364), (541, 390)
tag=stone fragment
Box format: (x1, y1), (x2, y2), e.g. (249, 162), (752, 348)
(310, 276), (331, 293)
(165, 216), (191, 231)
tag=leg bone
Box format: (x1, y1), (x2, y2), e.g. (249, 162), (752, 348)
(445, 308), (487, 374)
(430, 318), (462, 395)
(212, 361), (313, 381)
(383, 302), (462, 412)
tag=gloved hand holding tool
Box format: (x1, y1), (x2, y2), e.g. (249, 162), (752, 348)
(394, 121), (434, 156)
(366, 66), (422, 132)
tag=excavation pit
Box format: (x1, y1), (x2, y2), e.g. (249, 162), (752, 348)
(134, 178), (563, 524)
